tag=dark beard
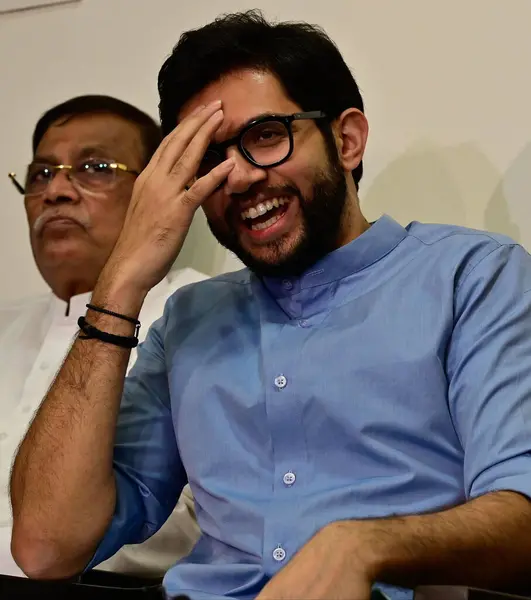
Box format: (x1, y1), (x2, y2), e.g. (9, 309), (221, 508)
(207, 148), (347, 279)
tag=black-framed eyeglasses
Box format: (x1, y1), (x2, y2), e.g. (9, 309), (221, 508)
(8, 158), (139, 197)
(197, 110), (328, 177)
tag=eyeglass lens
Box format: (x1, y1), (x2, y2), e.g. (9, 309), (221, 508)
(241, 120), (290, 165)
(198, 119), (291, 177)
(25, 159), (118, 196)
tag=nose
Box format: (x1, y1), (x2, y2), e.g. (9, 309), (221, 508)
(43, 169), (82, 205)
(222, 146), (267, 195)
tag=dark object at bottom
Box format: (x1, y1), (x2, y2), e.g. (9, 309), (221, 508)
(0, 570), (168, 599)
(415, 586), (531, 599)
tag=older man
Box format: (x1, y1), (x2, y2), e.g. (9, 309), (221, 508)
(1, 95), (204, 578)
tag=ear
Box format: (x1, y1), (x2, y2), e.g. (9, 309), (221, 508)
(332, 108), (369, 173)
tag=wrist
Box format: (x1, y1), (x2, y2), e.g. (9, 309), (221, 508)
(92, 264), (149, 320)
(326, 519), (388, 582)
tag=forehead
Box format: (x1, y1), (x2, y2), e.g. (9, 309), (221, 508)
(35, 112), (144, 165)
(180, 70), (301, 138)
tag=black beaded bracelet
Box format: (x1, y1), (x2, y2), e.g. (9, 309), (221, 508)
(77, 317), (139, 349)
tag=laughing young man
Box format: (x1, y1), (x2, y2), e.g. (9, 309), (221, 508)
(11, 11), (531, 600)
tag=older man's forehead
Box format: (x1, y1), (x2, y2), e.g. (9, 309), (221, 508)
(36, 113), (144, 164)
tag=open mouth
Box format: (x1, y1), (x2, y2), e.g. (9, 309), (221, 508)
(240, 197), (291, 231)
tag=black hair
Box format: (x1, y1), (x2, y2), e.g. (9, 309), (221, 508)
(158, 10), (365, 189)
(32, 94), (162, 167)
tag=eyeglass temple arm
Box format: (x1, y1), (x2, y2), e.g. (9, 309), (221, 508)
(112, 162), (140, 175)
(292, 111), (327, 120)
(8, 173), (25, 195)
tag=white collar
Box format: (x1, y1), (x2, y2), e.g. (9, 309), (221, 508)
(48, 275), (178, 324)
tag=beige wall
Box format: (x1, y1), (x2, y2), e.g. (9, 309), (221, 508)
(1, 0), (530, 302)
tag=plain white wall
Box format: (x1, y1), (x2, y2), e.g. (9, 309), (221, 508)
(1, 0), (531, 302)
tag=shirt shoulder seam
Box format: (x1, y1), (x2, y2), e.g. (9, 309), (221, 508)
(407, 229), (513, 248)
(455, 243), (519, 294)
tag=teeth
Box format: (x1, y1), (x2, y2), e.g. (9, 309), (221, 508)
(251, 214), (282, 231)
(240, 197), (289, 220)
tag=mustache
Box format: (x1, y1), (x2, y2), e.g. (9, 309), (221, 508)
(33, 210), (91, 236)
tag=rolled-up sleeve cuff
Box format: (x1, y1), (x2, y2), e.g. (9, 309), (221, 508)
(469, 454), (531, 501)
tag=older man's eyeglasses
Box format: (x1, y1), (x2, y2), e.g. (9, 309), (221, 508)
(8, 158), (139, 197)
(197, 111), (328, 177)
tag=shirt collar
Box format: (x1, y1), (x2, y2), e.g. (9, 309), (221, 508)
(260, 215), (407, 298)
(50, 291), (92, 324)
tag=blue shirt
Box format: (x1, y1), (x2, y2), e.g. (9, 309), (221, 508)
(90, 216), (531, 600)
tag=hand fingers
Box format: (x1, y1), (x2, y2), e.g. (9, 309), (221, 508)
(180, 158), (235, 210)
(147, 104), (208, 168)
(168, 109), (224, 183)
(157, 101), (223, 173)
(140, 102), (220, 178)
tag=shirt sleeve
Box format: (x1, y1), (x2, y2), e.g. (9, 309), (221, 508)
(87, 305), (186, 568)
(447, 242), (531, 500)
(95, 485), (199, 577)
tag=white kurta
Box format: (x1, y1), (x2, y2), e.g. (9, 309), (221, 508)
(0, 268), (206, 577)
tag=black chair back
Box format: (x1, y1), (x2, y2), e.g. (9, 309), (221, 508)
(0, 572), (164, 599)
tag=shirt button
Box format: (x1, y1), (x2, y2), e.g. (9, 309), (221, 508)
(282, 279), (293, 291)
(283, 471), (296, 486)
(0, 433), (7, 442)
(274, 375), (287, 389)
(273, 546), (286, 562)
(299, 319), (309, 328)
(40, 361), (49, 371)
